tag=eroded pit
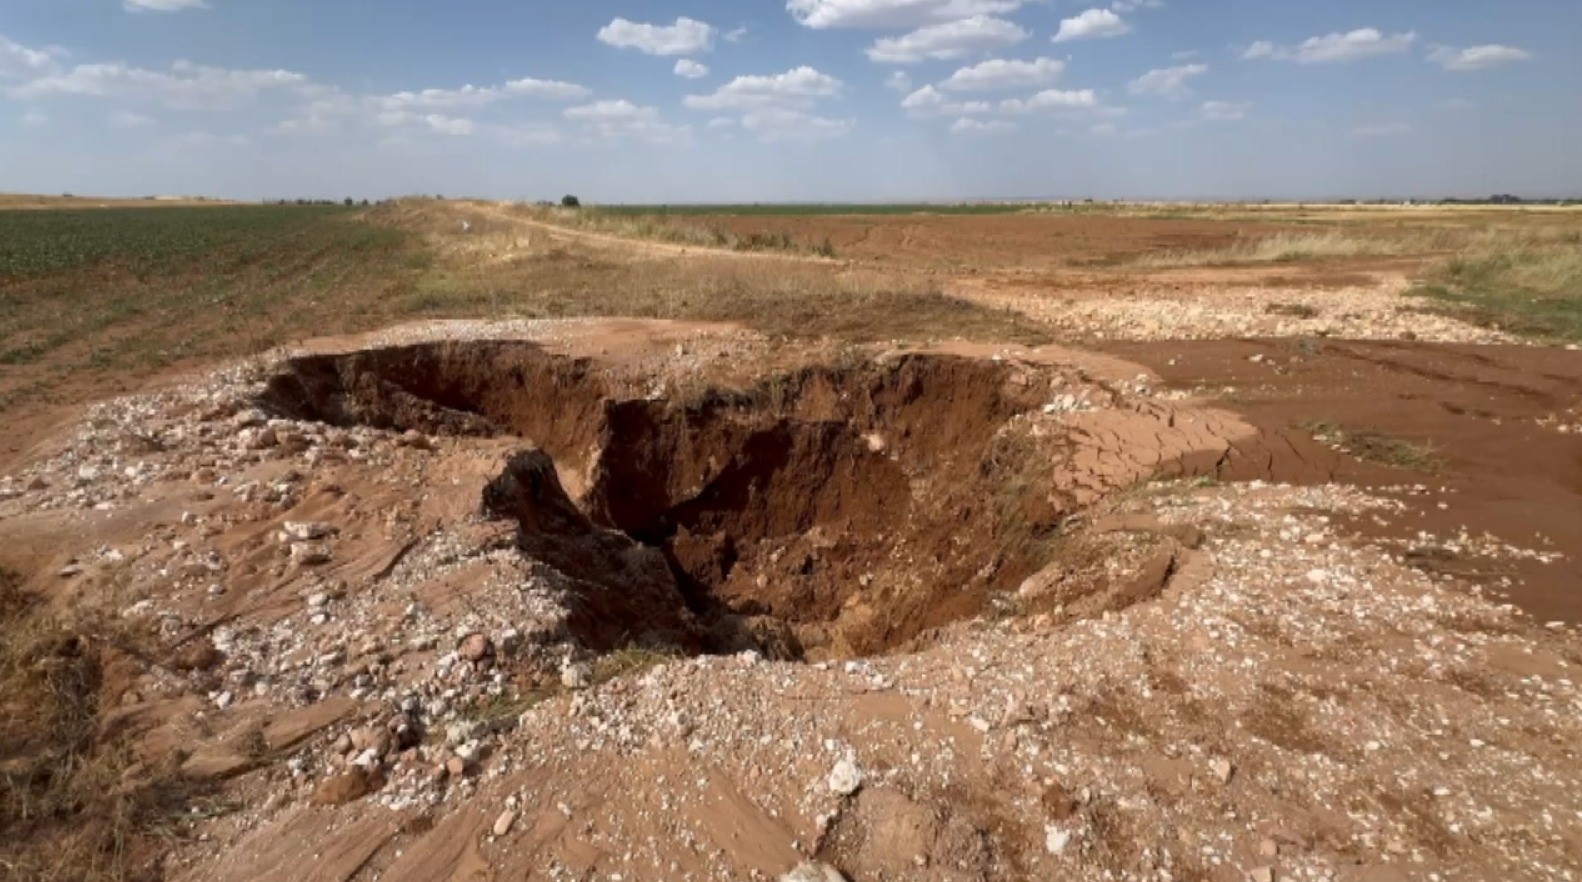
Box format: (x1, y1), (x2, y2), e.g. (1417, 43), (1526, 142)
(261, 340), (1205, 660)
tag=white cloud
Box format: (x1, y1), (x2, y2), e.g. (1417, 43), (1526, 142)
(596, 17), (715, 56)
(1171, 49), (1199, 60)
(10, 60), (308, 109)
(683, 66), (843, 111)
(1353, 121), (1412, 137)
(999, 88), (1099, 113)
(1198, 100), (1247, 121)
(940, 57), (1064, 91)
(950, 117), (1014, 135)
(885, 71), (913, 92)
(369, 78), (586, 116)
(273, 90), (359, 134)
(686, 66), (846, 141)
(271, 75), (585, 137)
(1244, 28), (1417, 64)
(1091, 121), (1118, 136)
(1053, 9), (1130, 43)
(375, 84), (499, 112)
(741, 107), (852, 141)
(565, 99), (658, 122)
(109, 110), (155, 127)
(124, 0), (207, 11)
(867, 16), (1028, 64)
(502, 78), (591, 101)
(900, 85), (992, 118)
(674, 59), (709, 79)
(422, 114), (474, 136)
(724, 26), (749, 42)
(1428, 44), (1531, 71)
(1, 35), (66, 78)
(20, 109), (48, 128)
(1128, 63), (1207, 98)
(565, 99), (691, 144)
(371, 110), (476, 136)
(787, 0), (1025, 30)
(604, 120), (694, 145)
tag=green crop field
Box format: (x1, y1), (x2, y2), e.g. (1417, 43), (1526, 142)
(0, 205), (423, 407)
(0, 205), (372, 277)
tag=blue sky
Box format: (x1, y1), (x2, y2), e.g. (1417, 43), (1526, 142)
(1, 0), (1577, 202)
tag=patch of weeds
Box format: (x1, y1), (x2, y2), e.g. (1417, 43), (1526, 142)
(592, 645), (683, 686)
(982, 429), (1061, 565)
(1401, 544), (1514, 587)
(0, 342), (46, 365)
(1409, 245), (1582, 343)
(459, 645), (681, 733)
(1265, 301), (1320, 319)
(461, 689), (556, 735)
(1303, 421), (1445, 473)
(1291, 336), (1326, 357)
(0, 567), (202, 882)
(733, 231), (797, 252)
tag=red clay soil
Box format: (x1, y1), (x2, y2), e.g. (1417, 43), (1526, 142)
(1103, 338), (1582, 623)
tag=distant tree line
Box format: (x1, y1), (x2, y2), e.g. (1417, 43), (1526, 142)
(268, 198), (375, 206)
(1436, 194), (1579, 205)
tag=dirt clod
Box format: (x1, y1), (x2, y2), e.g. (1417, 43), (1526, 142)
(310, 766), (385, 806)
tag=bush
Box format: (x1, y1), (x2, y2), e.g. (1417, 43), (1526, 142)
(561, 195), (581, 209)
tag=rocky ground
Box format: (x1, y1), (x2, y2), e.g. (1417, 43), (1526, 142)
(2, 316), (1579, 882)
(951, 274), (1525, 345)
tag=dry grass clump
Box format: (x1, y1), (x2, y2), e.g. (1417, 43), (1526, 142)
(0, 570), (191, 882)
(1132, 219), (1582, 342)
(1, 570), (120, 881)
(1135, 229), (1459, 267)
(1137, 223), (1582, 269)
(1303, 421), (1444, 473)
(1405, 227), (1582, 342)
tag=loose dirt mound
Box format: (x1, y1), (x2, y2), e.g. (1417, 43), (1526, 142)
(259, 340), (1238, 659)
